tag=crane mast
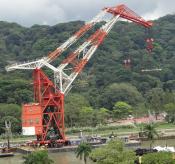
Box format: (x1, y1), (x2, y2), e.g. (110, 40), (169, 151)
(5, 4), (153, 147)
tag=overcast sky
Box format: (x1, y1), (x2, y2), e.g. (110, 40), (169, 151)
(0, 0), (174, 27)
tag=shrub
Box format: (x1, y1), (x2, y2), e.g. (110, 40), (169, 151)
(142, 152), (175, 164)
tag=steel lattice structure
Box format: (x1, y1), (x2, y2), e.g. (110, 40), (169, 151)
(6, 4), (153, 147)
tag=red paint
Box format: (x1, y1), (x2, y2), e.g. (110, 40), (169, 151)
(104, 4), (153, 28)
(23, 69), (65, 145)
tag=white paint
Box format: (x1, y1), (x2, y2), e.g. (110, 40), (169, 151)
(22, 127), (35, 135)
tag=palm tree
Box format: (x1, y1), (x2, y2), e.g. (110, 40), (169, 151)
(75, 142), (92, 164)
(143, 123), (159, 149)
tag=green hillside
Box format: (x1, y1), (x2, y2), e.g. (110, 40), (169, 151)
(0, 15), (175, 130)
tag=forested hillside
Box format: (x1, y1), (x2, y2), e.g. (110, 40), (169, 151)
(0, 14), (175, 131)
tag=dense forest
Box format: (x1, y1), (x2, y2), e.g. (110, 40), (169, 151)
(0, 14), (175, 133)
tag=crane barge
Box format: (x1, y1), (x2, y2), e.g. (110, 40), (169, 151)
(6, 4), (153, 147)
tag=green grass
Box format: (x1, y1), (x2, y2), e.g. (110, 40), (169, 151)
(1, 122), (175, 142)
(66, 122), (175, 137)
(156, 122), (175, 129)
(0, 135), (35, 142)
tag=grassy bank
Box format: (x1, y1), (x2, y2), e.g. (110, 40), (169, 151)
(66, 122), (175, 138)
(0, 122), (175, 142)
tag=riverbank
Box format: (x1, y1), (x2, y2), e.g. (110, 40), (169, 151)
(1, 122), (175, 148)
(16, 140), (141, 154)
(66, 122), (175, 140)
(2, 138), (175, 164)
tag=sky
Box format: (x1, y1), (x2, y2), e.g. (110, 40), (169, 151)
(0, 0), (174, 27)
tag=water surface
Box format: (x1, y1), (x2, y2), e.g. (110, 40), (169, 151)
(0, 152), (93, 164)
(1, 139), (175, 164)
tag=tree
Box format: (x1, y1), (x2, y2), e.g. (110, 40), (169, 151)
(97, 108), (110, 125)
(23, 150), (53, 164)
(145, 88), (165, 119)
(0, 79), (33, 104)
(90, 140), (136, 164)
(99, 83), (143, 109)
(142, 152), (174, 164)
(0, 116), (21, 134)
(64, 93), (90, 127)
(163, 80), (175, 92)
(79, 107), (94, 127)
(113, 101), (132, 119)
(143, 123), (159, 149)
(0, 103), (21, 119)
(164, 103), (175, 123)
(0, 103), (21, 134)
(75, 142), (92, 164)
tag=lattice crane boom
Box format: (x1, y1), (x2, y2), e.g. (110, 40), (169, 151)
(54, 4), (153, 94)
(104, 4), (153, 28)
(58, 15), (119, 70)
(6, 10), (107, 72)
(56, 15), (120, 94)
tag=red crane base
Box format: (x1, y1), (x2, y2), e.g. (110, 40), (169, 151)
(22, 69), (68, 147)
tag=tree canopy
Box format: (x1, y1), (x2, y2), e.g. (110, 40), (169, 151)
(90, 140), (136, 164)
(142, 152), (175, 164)
(0, 14), (175, 130)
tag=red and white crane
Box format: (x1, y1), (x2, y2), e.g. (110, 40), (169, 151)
(6, 4), (153, 147)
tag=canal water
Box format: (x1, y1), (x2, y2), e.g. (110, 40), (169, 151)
(0, 152), (94, 164)
(1, 139), (175, 164)
(141, 138), (175, 148)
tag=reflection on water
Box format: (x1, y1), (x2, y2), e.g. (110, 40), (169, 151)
(1, 139), (175, 164)
(0, 152), (93, 164)
(0, 153), (23, 164)
(141, 139), (175, 148)
(50, 152), (93, 164)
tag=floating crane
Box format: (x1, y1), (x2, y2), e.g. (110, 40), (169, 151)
(6, 4), (153, 147)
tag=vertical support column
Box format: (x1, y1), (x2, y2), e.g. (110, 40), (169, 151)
(60, 93), (65, 140)
(32, 69), (66, 145)
(33, 69), (42, 104)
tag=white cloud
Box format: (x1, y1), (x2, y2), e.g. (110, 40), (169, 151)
(0, 0), (66, 26)
(143, 1), (175, 20)
(0, 0), (174, 27)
